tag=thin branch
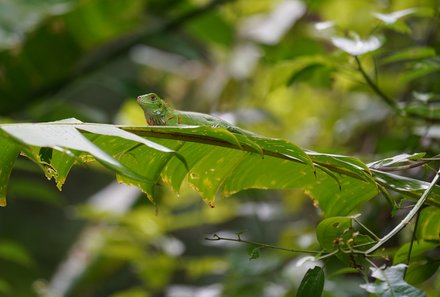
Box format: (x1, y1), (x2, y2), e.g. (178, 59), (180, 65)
(404, 208), (422, 278)
(352, 217), (381, 241)
(205, 234), (322, 254)
(365, 168), (440, 255)
(354, 56), (399, 112)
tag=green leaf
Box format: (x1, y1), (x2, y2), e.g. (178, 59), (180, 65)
(404, 101), (440, 121)
(400, 58), (440, 82)
(316, 217), (374, 264)
(380, 47), (436, 65)
(308, 152), (372, 182)
(297, 266), (324, 297)
(416, 207), (440, 241)
(0, 134), (20, 206)
(0, 240), (33, 267)
(306, 173), (378, 217)
(360, 264), (426, 297)
(394, 241), (438, 264)
(248, 246), (261, 260)
(0, 120), (153, 183)
(110, 287), (151, 297)
(404, 260), (440, 286)
(372, 170), (440, 204)
(287, 63), (333, 87)
(0, 278), (11, 295)
(8, 179), (64, 205)
(0, 120), (437, 209)
(185, 11), (234, 46)
(269, 55), (336, 88)
(368, 153), (425, 169)
(393, 241), (440, 285)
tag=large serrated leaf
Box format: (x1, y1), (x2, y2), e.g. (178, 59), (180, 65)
(0, 120), (437, 210)
(0, 121), (151, 184)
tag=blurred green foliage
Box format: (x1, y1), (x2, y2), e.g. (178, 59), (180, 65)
(0, 0), (440, 296)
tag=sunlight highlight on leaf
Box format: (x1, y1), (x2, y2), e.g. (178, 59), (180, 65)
(0, 122), (150, 183)
(373, 8), (416, 24)
(332, 35), (382, 56)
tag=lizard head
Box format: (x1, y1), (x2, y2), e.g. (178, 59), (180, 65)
(137, 93), (169, 116)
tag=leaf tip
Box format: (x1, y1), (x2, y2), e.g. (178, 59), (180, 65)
(0, 197), (6, 207)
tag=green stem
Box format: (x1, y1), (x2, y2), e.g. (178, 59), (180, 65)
(354, 56), (399, 112)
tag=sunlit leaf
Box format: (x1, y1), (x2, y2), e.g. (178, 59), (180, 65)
(0, 120), (438, 210)
(406, 260), (439, 286)
(306, 172), (378, 217)
(372, 170), (440, 204)
(308, 152), (372, 181)
(368, 153), (425, 169)
(0, 121), (152, 184)
(360, 264), (426, 297)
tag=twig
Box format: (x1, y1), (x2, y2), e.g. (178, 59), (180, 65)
(365, 168), (440, 254)
(205, 234), (321, 254)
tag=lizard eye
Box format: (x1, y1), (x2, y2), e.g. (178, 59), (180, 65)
(150, 95), (157, 101)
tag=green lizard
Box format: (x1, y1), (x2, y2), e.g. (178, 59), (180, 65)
(137, 93), (253, 136)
